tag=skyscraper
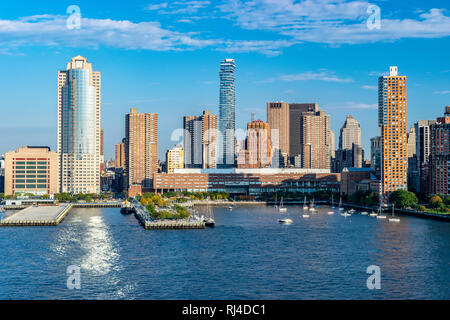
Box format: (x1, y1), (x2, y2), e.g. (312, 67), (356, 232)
(428, 107), (450, 195)
(289, 103), (319, 159)
(339, 115), (362, 151)
(301, 110), (331, 169)
(334, 115), (363, 170)
(57, 56), (101, 194)
(125, 108), (158, 193)
(267, 102), (290, 161)
(184, 110), (218, 169)
(378, 66), (407, 202)
(219, 58), (236, 167)
(414, 119), (436, 193)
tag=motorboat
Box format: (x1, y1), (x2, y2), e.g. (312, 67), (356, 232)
(341, 212), (351, 217)
(120, 200), (134, 214)
(361, 211), (368, 215)
(278, 218), (293, 224)
(302, 214), (310, 218)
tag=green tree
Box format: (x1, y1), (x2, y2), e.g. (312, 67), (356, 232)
(430, 195), (443, 208)
(389, 190), (418, 209)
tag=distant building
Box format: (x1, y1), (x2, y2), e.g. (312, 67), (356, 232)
(237, 120), (272, 168)
(4, 146), (59, 196)
(414, 119), (436, 194)
(428, 106), (450, 195)
(370, 136), (381, 177)
(407, 126), (419, 192)
(166, 145), (184, 173)
(379, 66), (408, 202)
(338, 115), (363, 168)
(115, 139), (126, 169)
(125, 108), (158, 193)
(300, 110), (331, 169)
(341, 167), (379, 196)
(267, 102), (290, 158)
(184, 110), (218, 169)
(58, 55), (102, 194)
(289, 103), (319, 160)
(219, 58), (236, 167)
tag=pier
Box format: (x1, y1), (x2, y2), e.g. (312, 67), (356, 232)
(0, 204), (73, 226)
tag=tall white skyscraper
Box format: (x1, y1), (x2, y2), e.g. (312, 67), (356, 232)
(339, 115), (362, 150)
(57, 56), (102, 194)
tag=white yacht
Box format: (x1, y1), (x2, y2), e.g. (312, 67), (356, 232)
(278, 218), (293, 224)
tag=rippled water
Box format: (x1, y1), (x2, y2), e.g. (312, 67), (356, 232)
(0, 205), (449, 300)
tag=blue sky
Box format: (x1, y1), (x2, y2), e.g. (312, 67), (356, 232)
(0, 0), (449, 160)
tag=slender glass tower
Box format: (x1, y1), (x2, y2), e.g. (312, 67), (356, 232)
(219, 58), (236, 166)
(58, 56), (102, 194)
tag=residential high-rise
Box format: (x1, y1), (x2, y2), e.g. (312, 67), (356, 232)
(115, 139), (125, 169)
(166, 145), (184, 174)
(300, 110), (331, 169)
(407, 126), (418, 191)
(267, 102), (290, 162)
(330, 130), (335, 159)
(414, 119), (436, 193)
(237, 120), (272, 168)
(184, 110), (218, 169)
(370, 136), (381, 176)
(289, 103), (318, 159)
(218, 58), (236, 167)
(202, 110), (218, 169)
(378, 66), (407, 202)
(4, 146), (59, 196)
(428, 106), (450, 195)
(125, 108), (158, 193)
(57, 55), (101, 194)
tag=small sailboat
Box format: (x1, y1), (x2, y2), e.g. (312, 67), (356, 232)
(341, 211), (351, 217)
(389, 204), (400, 222)
(302, 213), (310, 218)
(331, 194), (335, 209)
(204, 201), (216, 228)
(338, 196), (344, 211)
(361, 211), (368, 215)
(309, 198), (316, 212)
(303, 196), (309, 210)
(327, 211), (335, 215)
(376, 203), (386, 219)
(369, 211), (377, 217)
(274, 194), (278, 208)
(348, 208), (356, 214)
(279, 197), (287, 212)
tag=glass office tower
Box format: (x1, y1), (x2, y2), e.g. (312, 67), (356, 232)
(58, 56), (102, 194)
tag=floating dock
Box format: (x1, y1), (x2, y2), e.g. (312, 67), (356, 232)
(0, 204), (73, 227)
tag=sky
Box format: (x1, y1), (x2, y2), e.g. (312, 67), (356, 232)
(0, 0), (449, 161)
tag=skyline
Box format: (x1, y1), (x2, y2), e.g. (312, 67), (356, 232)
(0, 0), (449, 160)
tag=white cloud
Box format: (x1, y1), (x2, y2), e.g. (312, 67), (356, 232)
(0, 15), (216, 52)
(260, 70), (353, 83)
(361, 85), (377, 90)
(433, 90), (450, 94)
(219, 39), (295, 56)
(149, 1), (211, 14)
(218, 0), (450, 44)
(343, 101), (377, 109)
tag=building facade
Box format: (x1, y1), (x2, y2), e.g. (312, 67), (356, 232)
(370, 136), (381, 176)
(4, 146), (59, 196)
(300, 110), (331, 169)
(414, 119), (436, 194)
(267, 102), (290, 165)
(166, 145), (184, 174)
(115, 139), (125, 169)
(237, 120), (272, 168)
(428, 107), (450, 195)
(184, 110), (218, 169)
(154, 168), (340, 195)
(378, 66), (408, 202)
(289, 103), (319, 160)
(58, 56), (102, 194)
(219, 58), (236, 167)
(125, 108), (158, 192)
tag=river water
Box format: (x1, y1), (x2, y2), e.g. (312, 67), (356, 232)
(0, 205), (449, 299)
